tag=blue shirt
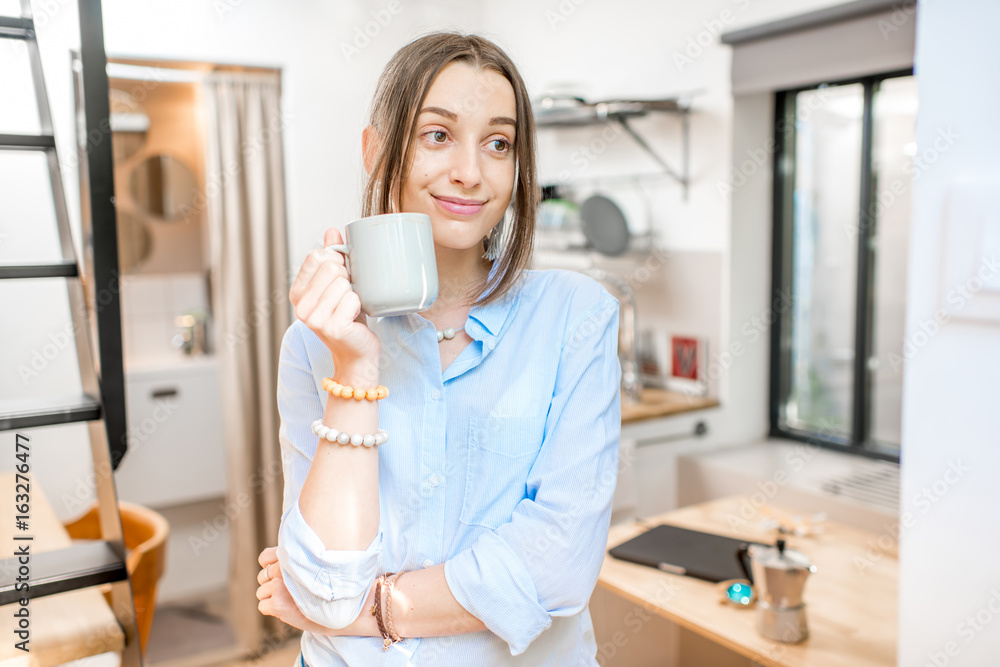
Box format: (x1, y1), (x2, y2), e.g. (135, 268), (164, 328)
(275, 266), (622, 666)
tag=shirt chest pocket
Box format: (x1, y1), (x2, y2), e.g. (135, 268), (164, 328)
(460, 413), (546, 530)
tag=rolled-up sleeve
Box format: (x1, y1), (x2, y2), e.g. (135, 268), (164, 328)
(274, 321), (383, 630)
(445, 294), (622, 655)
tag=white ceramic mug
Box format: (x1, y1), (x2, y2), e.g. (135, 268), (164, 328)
(326, 212), (438, 317)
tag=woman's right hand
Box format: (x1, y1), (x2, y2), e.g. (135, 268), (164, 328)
(290, 227), (380, 373)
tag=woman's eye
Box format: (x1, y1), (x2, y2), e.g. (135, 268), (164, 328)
(429, 130), (447, 143)
(490, 138), (511, 153)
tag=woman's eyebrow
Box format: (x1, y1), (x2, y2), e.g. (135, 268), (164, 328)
(420, 106), (516, 128)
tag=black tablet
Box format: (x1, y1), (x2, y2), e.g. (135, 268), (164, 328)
(608, 524), (769, 584)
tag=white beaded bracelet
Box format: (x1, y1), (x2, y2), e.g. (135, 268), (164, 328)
(311, 419), (388, 447)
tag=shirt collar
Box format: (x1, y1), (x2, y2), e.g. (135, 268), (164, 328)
(466, 260), (517, 338)
(382, 261), (520, 340)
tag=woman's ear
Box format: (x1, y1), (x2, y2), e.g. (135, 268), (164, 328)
(362, 125), (381, 175)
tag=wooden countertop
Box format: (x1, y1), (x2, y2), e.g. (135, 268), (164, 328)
(0, 471), (125, 666)
(599, 496), (897, 667)
(622, 387), (719, 424)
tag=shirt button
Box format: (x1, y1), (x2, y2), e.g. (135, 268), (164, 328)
(428, 474), (439, 487)
(422, 559), (434, 568)
(431, 389), (441, 400)
(488, 340), (496, 350)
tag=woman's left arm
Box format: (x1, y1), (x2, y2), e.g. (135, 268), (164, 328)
(442, 295), (622, 655)
(258, 551), (484, 637)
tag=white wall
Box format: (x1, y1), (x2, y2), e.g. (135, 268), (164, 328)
(898, 1), (1000, 664)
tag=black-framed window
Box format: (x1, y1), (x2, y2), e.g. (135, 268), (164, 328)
(770, 69), (917, 463)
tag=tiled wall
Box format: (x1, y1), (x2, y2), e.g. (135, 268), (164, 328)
(121, 272), (211, 365)
(531, 248), (723, 398)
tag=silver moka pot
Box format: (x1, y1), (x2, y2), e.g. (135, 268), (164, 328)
(747, 539), (817, 643)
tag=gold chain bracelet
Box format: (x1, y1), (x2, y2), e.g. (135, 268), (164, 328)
(384, 571), (405, 647)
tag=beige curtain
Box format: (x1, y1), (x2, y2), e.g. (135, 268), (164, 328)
(203, 72), (293, 655)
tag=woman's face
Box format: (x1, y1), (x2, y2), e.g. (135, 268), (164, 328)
(399, 62), (517, 255)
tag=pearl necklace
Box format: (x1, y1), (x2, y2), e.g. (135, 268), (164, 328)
(436, 323), (467, 343)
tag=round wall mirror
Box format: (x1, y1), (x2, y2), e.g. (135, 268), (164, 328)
(129, 154), (198, 222)
(117, 212), (153, 272)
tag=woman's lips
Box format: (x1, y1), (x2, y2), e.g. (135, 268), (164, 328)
(433, 195), (485, 216)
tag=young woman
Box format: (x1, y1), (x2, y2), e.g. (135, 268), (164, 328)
(255, 32), (622, 665)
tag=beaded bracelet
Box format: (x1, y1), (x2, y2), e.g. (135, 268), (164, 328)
(321, 377), (388, 401)
(311, 419), (388, 447)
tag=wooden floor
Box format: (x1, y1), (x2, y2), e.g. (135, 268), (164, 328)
(143, 587), (301, 667)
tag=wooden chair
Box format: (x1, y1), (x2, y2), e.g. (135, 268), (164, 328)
(63, 501), (170, 657)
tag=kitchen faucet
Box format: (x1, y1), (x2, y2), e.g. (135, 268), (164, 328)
(585, 268), (643, 404)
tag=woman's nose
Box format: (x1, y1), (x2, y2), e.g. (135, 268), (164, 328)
(449, 143), (482, 188)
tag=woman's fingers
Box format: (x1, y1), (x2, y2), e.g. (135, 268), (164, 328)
(329, 288), (363, 335)
(288, 227), (378, 362)
(305, 277), (352, 334)
(293, 261), (349, 321)
(324, 226), (344, 249)
(257, 547), (280, 586)
(256, 579), (274, 601)
(290, 244), (347, 305)
(257, 546), (278, 568)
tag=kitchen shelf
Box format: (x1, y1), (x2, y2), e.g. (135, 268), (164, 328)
(535, 95), (695, 199)
(533, 226), (656, 256)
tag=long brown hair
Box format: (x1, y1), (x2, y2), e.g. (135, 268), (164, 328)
(362, 31), (537, 307)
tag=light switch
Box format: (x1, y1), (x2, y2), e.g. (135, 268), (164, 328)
(939, 173), (1000, 324)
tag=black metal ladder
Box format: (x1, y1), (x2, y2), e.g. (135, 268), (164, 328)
(0, 1), (143, 664)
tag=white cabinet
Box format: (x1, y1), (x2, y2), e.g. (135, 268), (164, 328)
(115, 357), (228, 508)
(614, 409), (722, 522)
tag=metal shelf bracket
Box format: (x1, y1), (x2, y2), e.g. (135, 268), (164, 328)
(536, 95), (694, 200)
(613, 110), (691, 200)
